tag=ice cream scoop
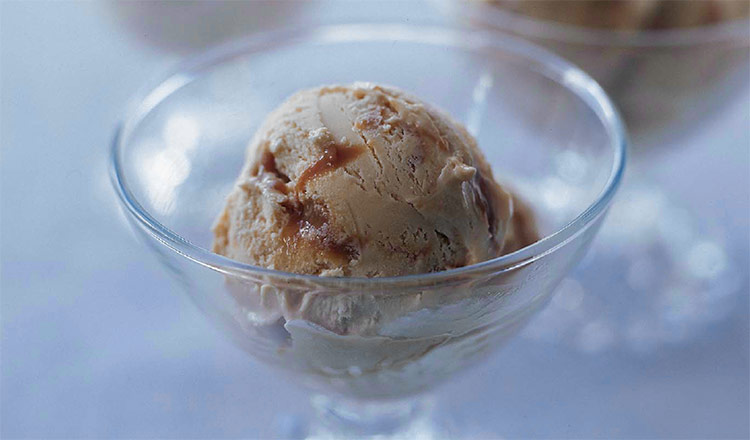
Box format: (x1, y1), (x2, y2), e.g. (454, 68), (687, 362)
(213, 83), (537, 277)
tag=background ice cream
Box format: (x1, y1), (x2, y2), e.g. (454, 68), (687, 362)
(489, 0), (750, 30)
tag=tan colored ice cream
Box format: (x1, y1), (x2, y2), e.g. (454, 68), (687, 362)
(488, 0), (750, 30)
(213, 83), (537, 277)
(211, 83), (543, 397)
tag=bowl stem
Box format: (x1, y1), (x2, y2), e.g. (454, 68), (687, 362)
(309, 394), (435, 438)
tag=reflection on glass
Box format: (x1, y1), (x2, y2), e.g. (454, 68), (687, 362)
(137, 115), (200, 215)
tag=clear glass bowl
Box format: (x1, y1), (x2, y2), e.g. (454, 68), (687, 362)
(111, 24), (625, 436)
(448, 0), (750, 141)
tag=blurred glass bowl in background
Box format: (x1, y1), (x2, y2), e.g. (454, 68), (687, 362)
(448, 0), (750, 144)
(107, 0), (312, 54)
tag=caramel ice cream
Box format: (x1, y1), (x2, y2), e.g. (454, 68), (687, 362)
(489, 0), (750, 30)
(208, 84), (548, 398)
(213, 83), (537, 277)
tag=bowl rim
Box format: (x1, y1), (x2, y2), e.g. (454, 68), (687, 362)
(110, 23), (627, 287)
(450, 0), (750, 48)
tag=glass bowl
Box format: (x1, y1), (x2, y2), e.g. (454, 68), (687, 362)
(111, 24), (626, 436)
(447, 0), (750, 142)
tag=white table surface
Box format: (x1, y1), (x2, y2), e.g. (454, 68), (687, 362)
(2, 2), (748, 438)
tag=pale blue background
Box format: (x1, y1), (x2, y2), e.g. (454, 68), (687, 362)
(1, 1), (748, 438)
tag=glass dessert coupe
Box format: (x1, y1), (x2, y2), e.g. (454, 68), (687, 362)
(111, 24), (626, 437)
(445, 2), (749, 352)
(448, 0), (750, 142)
